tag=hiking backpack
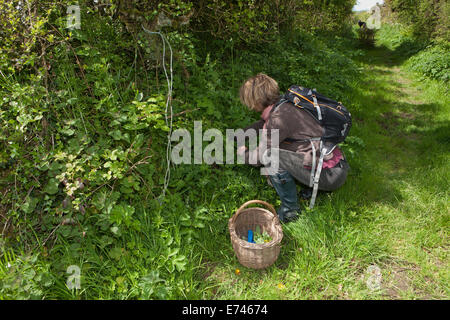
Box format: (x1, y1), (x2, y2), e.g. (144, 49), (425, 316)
(276, 85), (352, 208)
(283, 85), (352, 145)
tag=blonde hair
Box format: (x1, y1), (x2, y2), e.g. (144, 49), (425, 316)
(239, 73), (280, 112)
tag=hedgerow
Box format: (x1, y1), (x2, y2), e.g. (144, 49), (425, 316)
(0, 0), (447, 300)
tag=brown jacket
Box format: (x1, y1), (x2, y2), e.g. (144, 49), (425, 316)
(242, 101), (326, 166)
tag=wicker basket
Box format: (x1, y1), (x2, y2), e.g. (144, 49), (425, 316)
(228, 200), (283, 269)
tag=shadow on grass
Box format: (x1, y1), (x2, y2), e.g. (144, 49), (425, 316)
(354, 36), (425, 67)
(344, 46), (449, 207)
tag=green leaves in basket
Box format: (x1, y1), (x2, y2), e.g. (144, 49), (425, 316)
(253, 225), (272, 244)
(239, 226), (272, 243)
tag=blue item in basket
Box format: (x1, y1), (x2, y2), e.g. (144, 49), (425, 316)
(247, 230), (254, 243)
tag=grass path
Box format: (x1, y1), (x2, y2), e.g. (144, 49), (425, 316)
(348, 46), (449, 299)
(199, 45), (449, 300)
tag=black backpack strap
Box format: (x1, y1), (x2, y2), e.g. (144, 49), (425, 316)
(271, 97), (288, 114)
(322, 141), (338, 156)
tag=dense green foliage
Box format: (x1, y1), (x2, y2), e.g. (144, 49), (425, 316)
(0, 1), (448, 300)
(405, 42), (450, 83)
(380, 0), (449, 83)
(376, 23), (449, 84)
(384, 0), (449, 40)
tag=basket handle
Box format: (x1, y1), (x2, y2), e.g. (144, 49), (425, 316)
(233, 200), (277, 222)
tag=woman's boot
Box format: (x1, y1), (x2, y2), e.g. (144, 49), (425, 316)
(269, 170), (301, 223)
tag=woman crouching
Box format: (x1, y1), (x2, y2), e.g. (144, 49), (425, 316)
(237, 73), (349, 223)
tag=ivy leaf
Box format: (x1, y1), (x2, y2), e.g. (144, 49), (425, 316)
(99, 235), (113, 249)
(22, 197), (38, 214)
(60, 128), (75, 136)
(109, 130), (122, 141)
(109, 247), (123, 261)
(92, 191), (107, 210)
(173, 255), (187, 272)
(110, 203), (135, 226)
(44, 178), (59, 195)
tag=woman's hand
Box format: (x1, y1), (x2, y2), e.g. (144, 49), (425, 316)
(237, 145), (247, 156)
